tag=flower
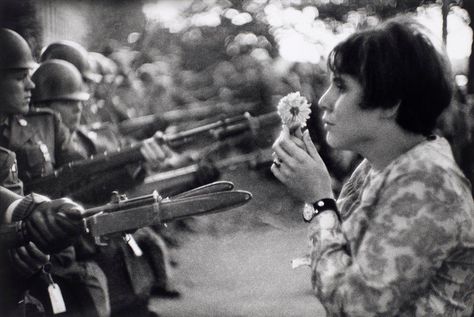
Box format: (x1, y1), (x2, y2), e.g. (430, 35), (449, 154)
(277, 91), (311, 129)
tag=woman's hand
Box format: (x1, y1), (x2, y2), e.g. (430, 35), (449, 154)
(271, 126), (334, 203)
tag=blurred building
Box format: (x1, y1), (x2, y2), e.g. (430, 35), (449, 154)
(1, 0), (150, 55)
(36, 0), (89, 47)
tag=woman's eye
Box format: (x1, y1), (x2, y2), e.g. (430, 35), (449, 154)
(333, 81), (345, 91)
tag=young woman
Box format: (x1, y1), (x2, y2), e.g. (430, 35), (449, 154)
(272, 17), (474, 316)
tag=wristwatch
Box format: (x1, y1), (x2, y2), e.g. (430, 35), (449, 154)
(303, 198), (340, 223)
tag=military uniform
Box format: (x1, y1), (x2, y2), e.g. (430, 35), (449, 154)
(66, 124), (144, 204)
(0, 108), (85, 184)
(0, 108), (110, 317)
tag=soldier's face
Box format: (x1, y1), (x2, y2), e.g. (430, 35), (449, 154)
(49, 100), (83, 131)
(0, 69), (35, 115)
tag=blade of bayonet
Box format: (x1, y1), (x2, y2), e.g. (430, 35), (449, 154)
(162, 190), (251, 220)
(86, 190), (252, 236)
(172, 181), (234, 199)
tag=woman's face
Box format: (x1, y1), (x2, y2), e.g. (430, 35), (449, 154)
(318, 72), (381, 152)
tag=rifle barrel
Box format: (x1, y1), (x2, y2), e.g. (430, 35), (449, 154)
(24, 112), (278, 197)
(118, 101), (258, 137)
(83, 190), (160, 218)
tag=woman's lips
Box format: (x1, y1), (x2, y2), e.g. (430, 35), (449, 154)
(323, 120), (334, 130)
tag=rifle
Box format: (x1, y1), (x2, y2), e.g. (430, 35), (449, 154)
(3, 181), (252, 250)
(127, 148), (273, 197)
(117, 101), (258, 139)
(24, 111), (281, 197)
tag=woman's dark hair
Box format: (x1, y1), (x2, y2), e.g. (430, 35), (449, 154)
(327, 16), (453, 136)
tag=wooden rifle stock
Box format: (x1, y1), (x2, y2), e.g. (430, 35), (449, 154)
(24, 112), (280, 197)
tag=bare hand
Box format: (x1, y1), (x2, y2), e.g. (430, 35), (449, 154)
(141, 132), (167, 166)
(271, 127), (334, 203)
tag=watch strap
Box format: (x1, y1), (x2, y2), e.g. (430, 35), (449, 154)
(304, 198), (341, 223)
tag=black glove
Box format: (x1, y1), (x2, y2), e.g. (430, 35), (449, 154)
(22, 197), (85, 254)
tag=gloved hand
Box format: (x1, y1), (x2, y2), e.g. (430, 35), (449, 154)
(23, 197), (85, 254)
(9, 242), (50, 278)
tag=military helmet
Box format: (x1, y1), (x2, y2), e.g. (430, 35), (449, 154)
(40, 40), (102, 83)
(0, 28), (36, 70)
(31, 59), (90, 103)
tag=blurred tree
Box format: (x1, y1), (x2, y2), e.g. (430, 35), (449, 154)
(462, 0), (474, 95)
(87, 0), (147, 53)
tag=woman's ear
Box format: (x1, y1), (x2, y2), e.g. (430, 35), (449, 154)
(379, 101), (400, 120)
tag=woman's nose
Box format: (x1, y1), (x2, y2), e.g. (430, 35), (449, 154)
(318, 88), (332, 111)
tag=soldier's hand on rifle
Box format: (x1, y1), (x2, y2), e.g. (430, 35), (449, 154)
(162, 147), (194, 169)
(21, 196), (86, 254)
(140, 132), (168, 168)
(9, 242), (50, 278)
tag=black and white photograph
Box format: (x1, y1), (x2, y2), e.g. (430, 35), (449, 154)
(0, 0), (473, 316)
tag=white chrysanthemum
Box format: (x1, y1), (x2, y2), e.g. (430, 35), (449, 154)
(277, 91), (311, 129)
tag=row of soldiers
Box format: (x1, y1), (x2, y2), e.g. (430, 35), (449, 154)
(0, 27), (245, 317)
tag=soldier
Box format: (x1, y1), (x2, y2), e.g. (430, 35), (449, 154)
(0, 27), (112, 317)
(0, 29), (85, 183)
(30, 58), (174, 203)
(30, 58), (178, 316)
(40, 41), (131, 125)
(88, 52), (125, 124)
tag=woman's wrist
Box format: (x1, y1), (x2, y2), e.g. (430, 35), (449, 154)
(308, 190), (334, 204)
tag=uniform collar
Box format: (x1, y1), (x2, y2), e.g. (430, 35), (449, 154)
(9, 114), (35, 146)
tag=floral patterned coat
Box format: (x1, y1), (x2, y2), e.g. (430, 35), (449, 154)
(309, 136), (474, 316)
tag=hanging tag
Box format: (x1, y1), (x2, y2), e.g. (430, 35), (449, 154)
(124, 233), (143, 257)
(43, 268), (66, 315)
(48, 282), (66, 314)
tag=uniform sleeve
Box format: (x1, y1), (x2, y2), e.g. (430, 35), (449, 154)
(309, 171), (461, 316)
(0, 187), (22, 224)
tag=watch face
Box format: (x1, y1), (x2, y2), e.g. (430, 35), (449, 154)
(303, 203), (315, 221)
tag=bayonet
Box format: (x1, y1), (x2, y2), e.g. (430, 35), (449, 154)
(85, 190), (252, 237)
